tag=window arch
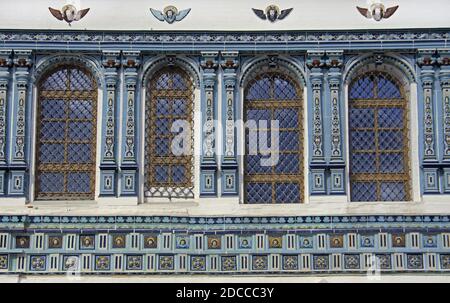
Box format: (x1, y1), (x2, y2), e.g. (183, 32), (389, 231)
(145, 66), (194, 198)
(244, 72), (304, 204)
(35, 64), (98, 200)
(348, 71), (410, 201)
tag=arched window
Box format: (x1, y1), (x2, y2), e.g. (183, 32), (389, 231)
(145, 67), (194, 198)
(244, 72), (304, 203)
(349, 71), (410, 201)
(35, 65), (98, 200)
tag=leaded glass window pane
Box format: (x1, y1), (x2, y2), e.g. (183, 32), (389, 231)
(244, 72), (303, 204)
(145, 67), (194, 198)
(349, 72), (410, 202)
(35, 65), (97, 200)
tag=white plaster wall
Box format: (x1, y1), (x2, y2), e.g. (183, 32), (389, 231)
(0, 0), (449, 31)
(5, 199), (450, 217)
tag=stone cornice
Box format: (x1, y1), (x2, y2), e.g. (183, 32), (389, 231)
(0, 29), (448, 51)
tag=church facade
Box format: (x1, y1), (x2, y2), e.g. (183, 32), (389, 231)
(0, 0), (450, 278)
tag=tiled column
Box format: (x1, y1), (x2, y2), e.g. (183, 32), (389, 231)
(220, 51), (239, 196)
(307, 51), (326, 194)
(9, 50), (31, 196)
(0, 50), (12, 195)
(99, 51), (120, 196)
(418, 50), (438, 162)
(200, 52), (219, 196)
(438, 49), (450, 192)
(120, 51), (140, 196)
(418, 50), (439, 194)
(325, 50), (345, 194)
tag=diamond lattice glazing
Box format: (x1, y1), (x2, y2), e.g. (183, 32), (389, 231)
(349, 72), (410, 202)
(35, 65), (97, 200)
(145, 67), (194, 198)
(244, 72), (303, 204)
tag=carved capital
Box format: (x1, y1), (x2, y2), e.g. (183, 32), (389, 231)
(126, 82), (136, 91)
(224, 76), (237, 90)
(439, 75), (450, 89)
(201, 52), (219, 90)
(106, 81), (117, 90)
(312, 80), (322, 90)
(15, 70), (30, 88)
(311, 72), (323, 90)
(325, 50), (344, 69)
(437, 49), (450, 67)
(0, 50), (12, 69)
(329, 79), (341, 90)
(417, 49), (437, 67)
(201, 51), (219, 70)
(102, 50), (121, 69)
(220, 51), (239, 71)
(13, 50), (32, 68)
(122, 51), (141, 69)
(421, 78), (434, 89)
(0, 79), (8, 90)
(124, 69), (138, 89)
(306, 50), (326, 70)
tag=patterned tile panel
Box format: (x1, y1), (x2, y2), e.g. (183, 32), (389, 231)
(0, 215), (448, 274)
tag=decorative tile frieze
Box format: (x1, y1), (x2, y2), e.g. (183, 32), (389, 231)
(344, 254), (360, 270)
(0, 215), (449, 274)
(143, 234), (158, 249)
(282, 255), (298, 270)
(0, 255), (8, 270)
(0, 30), (448, 48)
(126, 255), (142, 270)
(95, 255), (110, 271)
(207, 235), (221, 250)
(48, 236), (63, 249)
(191, 255), (206, 271)
(112, 234), (126, 249)
(30, 255), (46, 271)
(392, 234), (406, 248)
(15, 235), (29, 249)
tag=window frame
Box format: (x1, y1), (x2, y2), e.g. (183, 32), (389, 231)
(242, 71), (305, 204)
(347, 71), (411, 202)
(33, 64), (98, 201)
(143, 66), (196, 199)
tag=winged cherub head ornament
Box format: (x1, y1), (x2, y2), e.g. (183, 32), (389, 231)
(48, 4), (90, 25)
(252, 5), (293, 23)
(150, 6), (191, 24)
(357, 2), (399, 21)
